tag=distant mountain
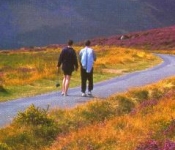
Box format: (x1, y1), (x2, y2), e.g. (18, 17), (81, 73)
(1, 0), (175, 49)
(89, 25), (175, 50)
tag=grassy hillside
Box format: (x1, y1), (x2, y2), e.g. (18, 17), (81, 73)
(87, 25), (175, 50)
(0, 46), (160, 102)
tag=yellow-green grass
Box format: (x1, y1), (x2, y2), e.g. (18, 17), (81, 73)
(1, 74), (175, 150)
(0, 46), (161, 102)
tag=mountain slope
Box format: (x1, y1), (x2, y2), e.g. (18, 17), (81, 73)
(1, 0), (175, 49)
(89, 25), (175, 50)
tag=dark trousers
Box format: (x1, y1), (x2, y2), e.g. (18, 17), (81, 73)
(81, 67), (93, 93)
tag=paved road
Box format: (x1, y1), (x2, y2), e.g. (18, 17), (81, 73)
(1, 54), (175, 127)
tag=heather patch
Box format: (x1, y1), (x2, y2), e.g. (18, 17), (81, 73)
(89, 25), (175, 50)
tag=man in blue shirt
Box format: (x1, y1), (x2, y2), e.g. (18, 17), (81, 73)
(79, 40), (96, 97)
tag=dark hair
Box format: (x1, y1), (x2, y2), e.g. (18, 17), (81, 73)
(85, 40), (91, 46)
(68, 40), (73, 46)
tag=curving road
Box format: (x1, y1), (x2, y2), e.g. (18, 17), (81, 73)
(1, 54), (175, 127)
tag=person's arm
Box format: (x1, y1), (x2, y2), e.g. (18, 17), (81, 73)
(79, 50), (82, 66)
(73, 50), (78, 71)
(57, 50), (63, 68)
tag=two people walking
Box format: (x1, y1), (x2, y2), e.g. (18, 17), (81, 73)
(57, 40), (96, 97)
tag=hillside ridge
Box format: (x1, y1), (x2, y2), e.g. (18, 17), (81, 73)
(88, 25), (175, 50)
(3, 25), (175, 51)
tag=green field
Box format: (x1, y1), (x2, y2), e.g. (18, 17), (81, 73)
(0, 46), (161, 102)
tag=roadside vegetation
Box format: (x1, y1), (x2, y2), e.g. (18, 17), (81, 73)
(0, 46), (160, 102)
(48, 76), (175, 150)
(1, 73), (175, 149)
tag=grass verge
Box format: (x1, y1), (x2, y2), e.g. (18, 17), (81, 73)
(1, 75), (175, 149)
(0, 46), (161, 102)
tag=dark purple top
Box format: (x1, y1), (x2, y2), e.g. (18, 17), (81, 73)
(58, 47), (78, 72)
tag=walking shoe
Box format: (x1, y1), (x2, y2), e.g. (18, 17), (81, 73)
(61, 92), (64, 96)
(82, 93), (86, 97)
(64, 93), (68, 96)
(88, 91), (92, 96)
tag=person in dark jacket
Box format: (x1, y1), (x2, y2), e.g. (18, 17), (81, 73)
(57, 40), (78, 96)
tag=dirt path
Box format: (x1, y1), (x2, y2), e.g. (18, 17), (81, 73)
(1, 54), (175, 127)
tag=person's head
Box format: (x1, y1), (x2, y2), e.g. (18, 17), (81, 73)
(85, 40), (91, 46)
(68, 40), (73, 46)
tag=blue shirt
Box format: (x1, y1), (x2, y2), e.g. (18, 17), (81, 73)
(79, 46), (96, 73)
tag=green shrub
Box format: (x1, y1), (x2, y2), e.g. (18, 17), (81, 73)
(0, 143), (11, 150)
(33, 123), (59, 141)
(0, 85), (7, 93)
(116, 96), (135, 114)
(79, 101), (115, 123)
(9, 104), (59, 149)
(131, 89), (149, 103)
(150, 88), (164, 99)
(3, 132), (34, 150)
(14, 104), (52, 126)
